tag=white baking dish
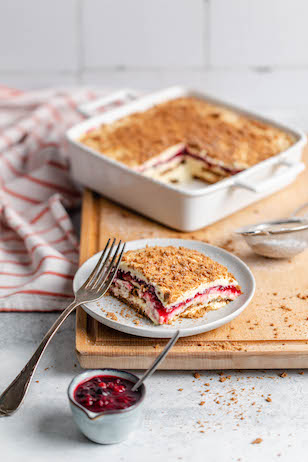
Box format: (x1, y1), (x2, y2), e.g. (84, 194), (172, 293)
(77, 89), (139, 118)
(66, 86), (306, 232)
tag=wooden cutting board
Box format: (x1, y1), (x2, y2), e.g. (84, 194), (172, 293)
(76, 147), (308, 370)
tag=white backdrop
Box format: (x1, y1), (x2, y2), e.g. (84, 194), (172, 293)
(0, 0), (308, 126)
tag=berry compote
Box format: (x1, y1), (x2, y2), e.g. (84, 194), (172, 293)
(74, 375), (141, 413)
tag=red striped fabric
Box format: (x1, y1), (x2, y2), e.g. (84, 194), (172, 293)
(0, 87), (112, 312)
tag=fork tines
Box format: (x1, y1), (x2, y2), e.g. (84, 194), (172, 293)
(82, 238), (126, 293)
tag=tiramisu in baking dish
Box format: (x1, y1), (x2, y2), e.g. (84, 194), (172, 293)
(80, 96), (294, 185)
(108, 246), (242, 325)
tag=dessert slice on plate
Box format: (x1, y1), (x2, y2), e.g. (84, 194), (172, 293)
(108, 245), (242, 325)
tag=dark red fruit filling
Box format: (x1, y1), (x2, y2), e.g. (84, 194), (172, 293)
(114, 270), (241, 322)
(116, 270), (157, 296)
(150, 284), (242, 321)
(139, 148), (242, 176)
(74, 375), (141, 413)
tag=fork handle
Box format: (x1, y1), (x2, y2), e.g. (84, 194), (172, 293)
(0, 300), (79, 417)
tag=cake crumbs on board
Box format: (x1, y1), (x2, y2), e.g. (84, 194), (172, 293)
(279, 372), (288, 378)
(106, 312), (118, 321)
(251, 438), (263, 444)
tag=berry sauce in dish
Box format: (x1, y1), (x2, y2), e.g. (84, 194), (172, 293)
(74, 375), (141, 413)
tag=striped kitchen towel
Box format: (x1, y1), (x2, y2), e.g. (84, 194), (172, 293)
(0, 86), (108, 312)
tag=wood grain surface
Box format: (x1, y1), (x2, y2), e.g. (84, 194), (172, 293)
(76, 147), (308, 369)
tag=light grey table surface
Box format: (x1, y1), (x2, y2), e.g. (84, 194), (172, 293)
(1, 109), (308, 462)
(1, 312), (308, 462)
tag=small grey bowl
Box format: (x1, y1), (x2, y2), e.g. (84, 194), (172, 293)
(68, 369), (146, 444)
(236, 217), (308, 258)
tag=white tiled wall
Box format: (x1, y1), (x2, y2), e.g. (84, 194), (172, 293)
(1, 0), (308, 120)
(0, 0), (78, 71)
(82, 0), (205, 67)
(209, 0), (308, 67)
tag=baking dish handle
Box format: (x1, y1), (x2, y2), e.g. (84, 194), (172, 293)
(232, 161), (305, 193)
(77, 89), (139, 118)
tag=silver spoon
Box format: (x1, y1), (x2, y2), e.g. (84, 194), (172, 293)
(236, 202), (308, 259)
(131, 330), (180, 392)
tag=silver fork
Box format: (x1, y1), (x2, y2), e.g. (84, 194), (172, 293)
(0, 238), (125, 417)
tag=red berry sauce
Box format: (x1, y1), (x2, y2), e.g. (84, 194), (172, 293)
(74, 375), (141, 413)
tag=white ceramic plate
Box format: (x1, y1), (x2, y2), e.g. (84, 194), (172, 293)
(73, 238), (255, 338)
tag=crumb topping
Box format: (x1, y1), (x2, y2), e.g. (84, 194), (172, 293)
(120, 245), (239, 305)
(80, 96), (294, 169)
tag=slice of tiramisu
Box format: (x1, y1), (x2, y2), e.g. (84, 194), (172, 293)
(108, 245), (242, 325)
